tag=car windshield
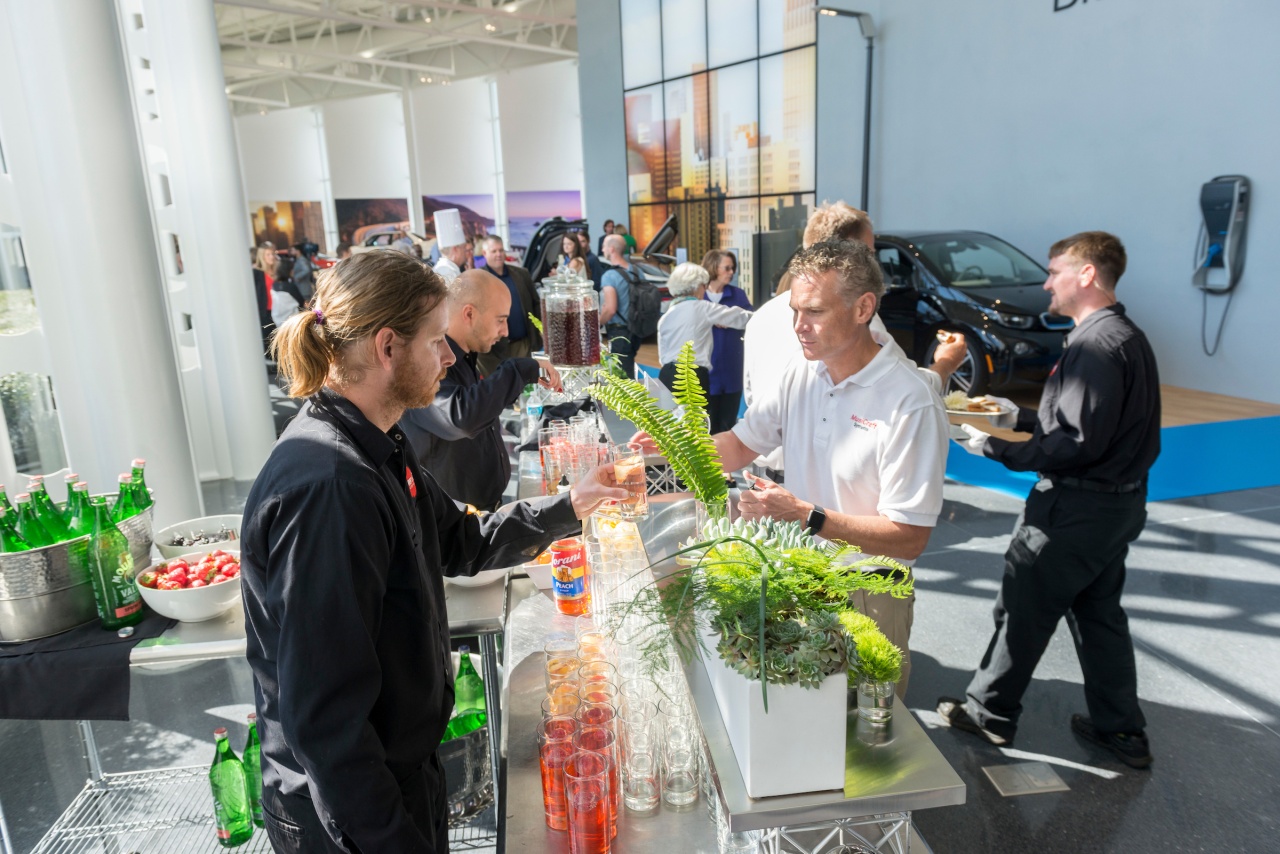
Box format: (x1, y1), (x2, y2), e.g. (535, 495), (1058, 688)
(914, 234), (1047, 287)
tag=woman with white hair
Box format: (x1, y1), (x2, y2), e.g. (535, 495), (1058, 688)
(656, 262), (753, 395)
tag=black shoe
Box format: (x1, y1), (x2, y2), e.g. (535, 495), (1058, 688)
(1071, 714), (1152, 769)
(935, 697), (1012, 746)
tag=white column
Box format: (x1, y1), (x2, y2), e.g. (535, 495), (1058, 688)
(0, 0), (202, 524)
(134, 0), (275, 481)
(402, 89), (424, 237)
(487, 78), (510, 245)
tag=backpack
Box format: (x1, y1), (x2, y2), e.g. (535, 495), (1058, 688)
(620, 266), (662, 339)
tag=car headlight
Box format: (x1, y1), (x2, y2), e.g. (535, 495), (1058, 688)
(991, 310), (1035, 330)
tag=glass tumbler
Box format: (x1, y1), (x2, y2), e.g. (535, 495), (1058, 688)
(564, 750), (613, 854)
(611, 442), (649, 519)
(537, 715), (579, 830)
(573, 725), (621, 838)
(659, 699), (701, 806)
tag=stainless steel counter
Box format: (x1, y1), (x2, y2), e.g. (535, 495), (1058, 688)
(502, 496), (965, 850)
(129, 572), (513, 666)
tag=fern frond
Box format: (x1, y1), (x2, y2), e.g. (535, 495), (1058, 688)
(527, 312), (543, 335)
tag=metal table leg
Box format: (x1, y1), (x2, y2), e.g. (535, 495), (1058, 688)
(78, 720), (104, 782)
(480, 632), (502, 823)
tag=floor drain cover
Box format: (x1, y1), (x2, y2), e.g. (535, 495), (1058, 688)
(982, 761), (1070, 797)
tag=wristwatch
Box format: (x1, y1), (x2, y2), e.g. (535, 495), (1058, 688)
(805, 504), (827, 536)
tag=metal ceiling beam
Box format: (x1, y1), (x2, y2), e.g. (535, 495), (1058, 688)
(397, 1), (575, 27)
(224, 59), (404, 92)
(228, 93), (291, 107)
(214, 0), (576, 57)
(221, 36), (454, 75)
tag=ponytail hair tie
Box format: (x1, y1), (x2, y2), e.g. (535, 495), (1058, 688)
(313, 308), (325, 326)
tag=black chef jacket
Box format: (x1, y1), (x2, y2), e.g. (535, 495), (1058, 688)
(986, 303), (1161, 485)
(241, 386), (577, 851)
(401, 336), (539, 510)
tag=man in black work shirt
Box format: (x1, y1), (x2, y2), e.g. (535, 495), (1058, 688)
(402, 269), (561, 510)
(241, 251), (624, 852)
(477, 235), (540, 377)
(938, 231), (1160, 769)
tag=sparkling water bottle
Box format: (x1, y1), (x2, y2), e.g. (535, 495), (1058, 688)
(209, 727), (254, 847)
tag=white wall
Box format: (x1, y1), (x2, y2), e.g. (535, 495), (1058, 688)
(869, 0), (1280, 402)
(234, 106), (325, 202)
(497, 60), (584, 193)
(322, 93), (411, 201)
(409, 77), (498, 197)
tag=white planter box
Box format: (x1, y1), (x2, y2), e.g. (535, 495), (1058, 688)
(700, 632), (847, 798)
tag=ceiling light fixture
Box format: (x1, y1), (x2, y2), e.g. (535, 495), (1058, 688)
(360, 49), (375, 58)
(421, 11), (432, 23)
(484, 22), (497, 32)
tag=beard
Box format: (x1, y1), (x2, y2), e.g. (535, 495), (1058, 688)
(389, 357), (447, 410)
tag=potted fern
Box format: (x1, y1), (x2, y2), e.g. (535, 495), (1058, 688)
(590, 342), (729, 528)
(621, 516), (912, 798)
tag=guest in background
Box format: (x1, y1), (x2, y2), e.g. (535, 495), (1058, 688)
(700, 249), (753, 432)
(656, 262), (752, 397)
(597, 219), (615, 255)
(477, 235), (541, 376)
(599, 235), (640, 379)
(616, 223), (637, 253)
(432, 209), (471, 284)
(271, 245), (307, 327)
(577, 231), (606, 290)
(252, 243), (277, 353)
(557, 233), (586, 278)
(335, 243), (353, 260)
(291, 239), (319, 303)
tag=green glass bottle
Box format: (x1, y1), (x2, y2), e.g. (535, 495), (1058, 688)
(130, 458), (153, 512)
(243, 713), (264, 828)
(442, 645), (488, 741)
(60, 472), (79, 522)
(65, 482), (93, 538)
(209, 727), (254, 847)
(86, 497), (143, 630)
(13, 494), (55, 548)
(0, 484), (13, 516)
(0, 508), (31, 553)
(111, 474), (142, 524)
(27, 478), (73, 541)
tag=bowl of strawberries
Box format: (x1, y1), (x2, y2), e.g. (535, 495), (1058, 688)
(136, 549), (242, 622)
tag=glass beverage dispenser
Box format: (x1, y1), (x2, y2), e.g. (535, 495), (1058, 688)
(541, 278), (601, 367)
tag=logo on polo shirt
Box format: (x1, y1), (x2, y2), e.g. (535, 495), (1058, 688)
(850, 414), (878, 431)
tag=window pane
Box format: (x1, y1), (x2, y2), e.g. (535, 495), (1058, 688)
(627, 204), (670, 251)
(0, 372), (67, 474)
(622, 0), (663, 89)
(0, 227), (38, 336)
(715, 199), (759, 299)
(708, 0), (757, 68)
(667, 201), (717, 269)
(759, 47), (815, 195)
(661, 0), (707, 79)
(663, 74), (711, 201)
(709, 61), (758, 197)
(757, 193), (814, 302)
(758, 0), (815, 55)
(625, 85), (666, 203)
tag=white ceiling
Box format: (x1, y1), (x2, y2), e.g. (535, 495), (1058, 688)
(216, 0), (578, 114)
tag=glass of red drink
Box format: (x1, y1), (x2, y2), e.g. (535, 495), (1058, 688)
(537, 715), (579, 830)
(564, 750), (613, 854)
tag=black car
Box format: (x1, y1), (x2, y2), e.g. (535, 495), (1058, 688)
(875, 230), (1073, 395)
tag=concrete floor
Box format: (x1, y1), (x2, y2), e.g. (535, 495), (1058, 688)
(4, 406), (1278, 850)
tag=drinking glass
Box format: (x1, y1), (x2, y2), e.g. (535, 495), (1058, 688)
(618, 704), (660, 812)
(579, 680), (620, 707)
(542, 692), (582, 719)
(572, 726), (620, 837)
(544, 634), (579, 661)
(545, 655), (582, 693)
(564, 750), (613, 854)
(659, 699), (701, 806)
(611, 442), (648, 519)
(537, 715), (579, 830)
(575, 701), (618, 735)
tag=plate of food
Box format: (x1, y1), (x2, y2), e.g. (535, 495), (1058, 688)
(943, 391), (1013, 417)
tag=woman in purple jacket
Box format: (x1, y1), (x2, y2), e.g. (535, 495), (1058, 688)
(700, 249), (754, 433)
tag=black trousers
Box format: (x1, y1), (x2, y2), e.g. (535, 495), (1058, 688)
(607, 329), (638, 379)
(658, 362), (711, 398)
(964, 480), (1148, 740)
(707, 392), (742, 434)
(262, 758), (448, 853)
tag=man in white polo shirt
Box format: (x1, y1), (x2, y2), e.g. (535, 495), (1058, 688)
(708, 240), (948, 696)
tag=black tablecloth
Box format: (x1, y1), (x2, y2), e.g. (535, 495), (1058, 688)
(0, 611), (176, 721)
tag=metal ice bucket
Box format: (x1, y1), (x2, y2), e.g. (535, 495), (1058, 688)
(0, 502), (154, 643)
(438, 724), (494, 827)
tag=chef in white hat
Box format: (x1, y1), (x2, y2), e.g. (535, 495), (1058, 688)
(431, 209), (472, 284)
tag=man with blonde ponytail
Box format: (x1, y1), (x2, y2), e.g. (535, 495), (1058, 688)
(241, 251), (626, 853)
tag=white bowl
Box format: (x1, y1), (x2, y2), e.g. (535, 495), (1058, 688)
(524, 561), (554, 591)
(136, 550), (242, 622)
(154, 514), (242, 559)
(444, 568), (510, 588)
